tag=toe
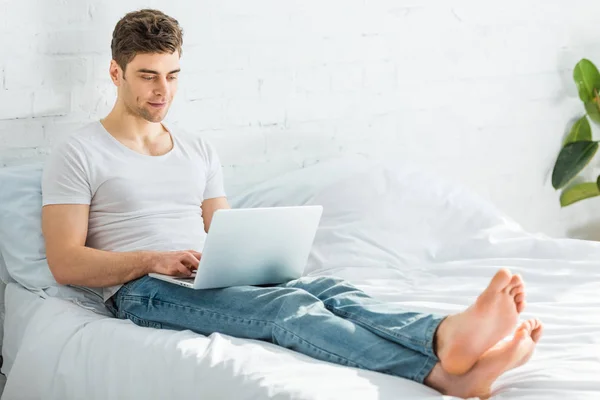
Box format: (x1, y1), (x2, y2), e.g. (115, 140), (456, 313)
(516, 299), (527, 313)
(506, 274), (523, 293)
(531, 320), (544, 343)
(513, 328), (528, 342)
(513, 274), (523, 286)
(490, 269), (513, 292)
(517, 319), (534, 335)
(510, 284), (525, 297)
(511, 323), (534, 347)
(515, 293), (526, 304)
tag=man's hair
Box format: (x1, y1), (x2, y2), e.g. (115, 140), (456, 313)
(111, 9), (184, 73)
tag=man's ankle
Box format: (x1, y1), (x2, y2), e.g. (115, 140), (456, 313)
(433, 315), (451, 358)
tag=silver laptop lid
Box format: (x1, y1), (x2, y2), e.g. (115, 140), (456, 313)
(193, 205), (323, 289)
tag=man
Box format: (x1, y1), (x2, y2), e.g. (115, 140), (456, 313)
(41, 9), (543, 399)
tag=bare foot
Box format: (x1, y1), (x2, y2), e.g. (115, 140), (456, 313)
(435, 269), (522, 375)
(482, 318), (543, 371)
(508, 274), (526, 313)
(425, 318), (542, 399)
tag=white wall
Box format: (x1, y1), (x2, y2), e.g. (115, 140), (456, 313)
(1, 0), (600, 239)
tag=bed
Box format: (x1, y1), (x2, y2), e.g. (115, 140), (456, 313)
(1, 155), (600, 399)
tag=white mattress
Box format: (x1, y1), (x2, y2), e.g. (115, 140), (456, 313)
(2, 249), (600, 400)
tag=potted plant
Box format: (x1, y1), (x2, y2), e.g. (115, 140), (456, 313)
(552, 58), (600, 206)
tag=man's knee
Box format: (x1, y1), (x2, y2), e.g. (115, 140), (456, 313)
(274, 287), (324, 318)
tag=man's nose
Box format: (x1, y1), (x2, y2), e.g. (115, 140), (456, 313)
(154, 77), (169, 97)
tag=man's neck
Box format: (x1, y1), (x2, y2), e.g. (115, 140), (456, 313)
(101, 105), (165, 142)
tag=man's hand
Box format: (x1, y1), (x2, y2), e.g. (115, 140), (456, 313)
(148, 250), (202, 277)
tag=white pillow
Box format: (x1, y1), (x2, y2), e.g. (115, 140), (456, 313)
(0, 250), (14, 285)
(0, 165), (112, 316)
(232, 155), (526, 274)
(0, 164), (57, 289)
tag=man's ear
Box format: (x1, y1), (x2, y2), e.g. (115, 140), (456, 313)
(109, 60), (124, 86)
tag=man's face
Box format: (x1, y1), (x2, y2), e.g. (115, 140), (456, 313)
(113, 51), (180, 123)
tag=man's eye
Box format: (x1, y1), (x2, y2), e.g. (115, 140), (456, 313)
(142, 76), (154, 81)
(169, 75), (178, 80)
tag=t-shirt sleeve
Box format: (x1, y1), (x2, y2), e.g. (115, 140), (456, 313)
(42, 139), (92, 206)
(203, 140), (227, 200)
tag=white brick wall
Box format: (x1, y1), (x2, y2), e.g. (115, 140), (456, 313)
(2, 0), (600, 239)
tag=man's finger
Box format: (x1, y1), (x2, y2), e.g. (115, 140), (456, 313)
(176, 263), (193, 276)
(188, 250), (203, 259)
(182, 253), (200, 268)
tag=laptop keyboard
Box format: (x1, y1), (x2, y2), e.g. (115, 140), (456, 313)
(173, 273), (196, 282)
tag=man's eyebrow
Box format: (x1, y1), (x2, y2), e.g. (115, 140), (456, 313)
(136, 68), (181, 74)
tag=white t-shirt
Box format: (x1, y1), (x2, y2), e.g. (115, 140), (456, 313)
(42, 121), (227, 301)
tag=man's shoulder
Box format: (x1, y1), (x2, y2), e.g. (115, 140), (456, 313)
(52, 121), (103, 153)
(170, 125), (216, 155)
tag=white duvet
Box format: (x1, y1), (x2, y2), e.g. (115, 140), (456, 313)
(3, 156), (600, 399)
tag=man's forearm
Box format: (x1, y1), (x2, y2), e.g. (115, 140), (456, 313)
(49, 245), (155, 288)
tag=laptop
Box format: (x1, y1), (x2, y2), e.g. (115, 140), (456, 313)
(148, 205), (323, 289)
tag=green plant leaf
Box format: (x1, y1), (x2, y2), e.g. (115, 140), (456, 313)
(560, 182), (600, 206)
(563, 116), (592, 146)
(552, 140), (599, 189)
(586, 98), (600, 124)
(573, 59), (600, 103)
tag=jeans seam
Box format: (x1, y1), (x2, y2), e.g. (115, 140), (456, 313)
(120, 310), (162, 329)
(413, 355), (438, 383)
(422, 316), (444, 359)
(120, 294), (369, 372)
(120, 294), (272, 326)
(271, 324), (365, 370)
(305, 278), (439, 360)
(119, 294), (144, 304)
(328, 305), (429, 348)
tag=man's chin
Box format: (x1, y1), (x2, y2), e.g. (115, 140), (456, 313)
(146, 115), (166, 123)
(140, 109), (169, 123)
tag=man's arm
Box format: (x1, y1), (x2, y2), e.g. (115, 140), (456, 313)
(42, 204), (201, 287)
(201, 197), (231, 233)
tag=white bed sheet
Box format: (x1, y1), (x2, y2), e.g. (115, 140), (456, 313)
(1, 283), (45, 378)
(1, 282), (440, 400)
(0, 282), (6, 354)
(2, 245), (600, 400)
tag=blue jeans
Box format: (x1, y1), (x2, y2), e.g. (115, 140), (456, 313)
(108, 275), (444, 383)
